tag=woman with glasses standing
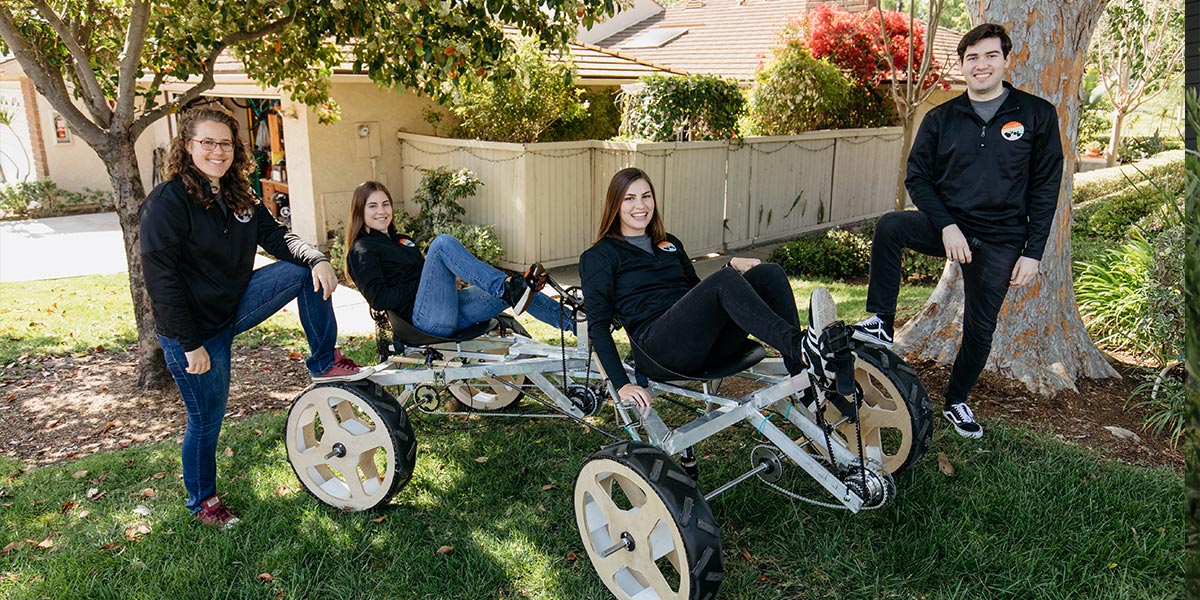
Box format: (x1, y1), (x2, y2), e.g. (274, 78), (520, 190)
(139, 106), (368, 529)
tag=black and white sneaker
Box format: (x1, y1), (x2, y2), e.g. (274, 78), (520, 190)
(943, 402), (983, 439)
(501, 263), (547, 315)
(800, 288), (857, 397)
(851, 315), (894, 348)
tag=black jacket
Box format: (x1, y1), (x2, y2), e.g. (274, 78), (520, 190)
(140, 179), (327, 352)
(905, 82), (1063, 260)
(345, 229), (424, 321)
(579, 234), (699, 389)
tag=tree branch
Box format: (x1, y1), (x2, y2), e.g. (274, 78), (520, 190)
(0, 5), (107, 148)
(131, 14), (295, 137)
(31, 0), (112, 127)
(114, 0), (151, 128)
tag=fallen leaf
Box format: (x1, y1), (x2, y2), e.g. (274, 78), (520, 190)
(224, 447), (234, 458)
(371, 515), (387, 524)
(86, 488), (106, 500)
(133, 505), (151, 516)
(741, 547), (753, 562)
(72, 470), (87, 479)
(60, 501), (78, 514)
(95, 345), (105, 353)
(254, 429), (264, 436)
(936, 453), (955, 477)
(77, 510), (90, 519)
(566, 551), (577, 561)
(34, 537), (53, 549)
(541, 483), (556, 491)
(257, 573), (275, 582)
(45, 419), (59, 429)
(1107, 562), (1118, 569)
(124, 523), (150, 540)
(152, 472), (166, 479)
(275, 485), (290, 497)
(435, 545), (453, 555)
(275, 590), (284, 600)
(2, 541), (20, 554)
(288, 351), (303, 360)
(474, 456), (488, 463)
(138, 488), (156, 498)
(100, 421), (115, 434)
(99, 542), (120, 551)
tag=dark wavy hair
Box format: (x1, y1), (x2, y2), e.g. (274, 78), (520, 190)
(957, 23), (1012, 61)
(344, 180), (397, 272)
(594, 167), (665, 244)
(165, 106), (257, 213)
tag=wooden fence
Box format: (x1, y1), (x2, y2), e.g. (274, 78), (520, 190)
(395, 128), (904, 270)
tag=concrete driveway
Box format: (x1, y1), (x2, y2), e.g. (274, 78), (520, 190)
(0, 212), (377, 334)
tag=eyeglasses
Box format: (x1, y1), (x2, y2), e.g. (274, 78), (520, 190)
(190, 138), (235, 152)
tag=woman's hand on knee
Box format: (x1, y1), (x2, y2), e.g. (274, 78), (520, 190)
(618, 383), (653, 415)
(185, 347), (211, 375)
(312, 261), (339, 300)
(728, 257), (761, 273)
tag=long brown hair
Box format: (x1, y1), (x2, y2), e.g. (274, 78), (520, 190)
(165, 106), (257, 213)
(344, 180), (397, 270)
(594, 167), (666, 244)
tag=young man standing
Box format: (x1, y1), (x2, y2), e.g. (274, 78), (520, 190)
(851, 23), (1063, 439)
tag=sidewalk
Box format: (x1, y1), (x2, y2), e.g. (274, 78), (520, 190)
(0, 212), (786, 336)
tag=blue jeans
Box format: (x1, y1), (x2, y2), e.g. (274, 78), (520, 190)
(158, 260), (339, 513)
(412, 234), (574, 336)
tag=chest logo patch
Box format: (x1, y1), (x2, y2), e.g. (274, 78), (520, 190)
(398, 237), (416, 248)
(1001, 121), (1025, 141)
(656, 240), (677, 253)
(234, 209), (253, 224)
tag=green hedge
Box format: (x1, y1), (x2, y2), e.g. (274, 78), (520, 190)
(1072, 152), (1185, 240)
(1072, 150), (1183, 204)
(0, 180), (114, 219)
(770, 220), (945, 282)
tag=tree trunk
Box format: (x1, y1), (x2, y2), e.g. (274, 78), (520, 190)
(1106, 107), (1125, 167)
(896, 0), (1119, 396)
(102, 137), (171, 390)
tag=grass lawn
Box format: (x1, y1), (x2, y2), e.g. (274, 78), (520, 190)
(0, 404), (1181, 599)
(0, 271), (1180, 599)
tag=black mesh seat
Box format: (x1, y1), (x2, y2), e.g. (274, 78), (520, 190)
(629, 338), (766, 383)
(370, 308), (498, 359)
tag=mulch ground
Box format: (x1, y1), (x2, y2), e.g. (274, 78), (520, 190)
(0, 346), (1182, 470)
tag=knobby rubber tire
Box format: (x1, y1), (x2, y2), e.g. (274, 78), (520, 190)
(575, 441), (724, 600)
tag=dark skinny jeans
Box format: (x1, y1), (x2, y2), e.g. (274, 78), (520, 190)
(637, 263), (807, 377)
(866, 210), (1022, 405)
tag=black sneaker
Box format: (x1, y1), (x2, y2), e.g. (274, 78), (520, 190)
(501, 263), (547, 315)
(851, 315), (894, 348)
(943, 402), (983, 439)
(800, 288), (857, 396)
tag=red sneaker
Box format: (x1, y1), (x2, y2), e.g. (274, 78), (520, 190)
(313, 348), (372, 382)
(196, 494), (240, 529)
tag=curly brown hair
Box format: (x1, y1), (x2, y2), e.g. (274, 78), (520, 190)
(165, 106), (258, 213)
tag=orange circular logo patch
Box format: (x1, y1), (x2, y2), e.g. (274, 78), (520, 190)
(1001, 121), (1025, 141)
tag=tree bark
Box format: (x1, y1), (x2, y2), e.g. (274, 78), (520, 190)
(1106, 107), (1126, 167)
(896, 0), (1119, 396)
(102, 135), (171, 390)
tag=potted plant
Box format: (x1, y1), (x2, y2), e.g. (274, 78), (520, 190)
(1083, 139), (1104, 158)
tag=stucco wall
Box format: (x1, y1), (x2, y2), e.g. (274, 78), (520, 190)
(294, 80), (441, 246)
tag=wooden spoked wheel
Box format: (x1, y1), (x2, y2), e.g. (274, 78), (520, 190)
(574, 442), (723, 600)
(446, 375), (525, 410)
(815, 344), (933, 476)
(285, 382), (416, 511)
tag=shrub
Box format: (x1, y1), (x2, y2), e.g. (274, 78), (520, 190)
(397, 167), (506, 265)
(446, 36), (588, 143)
(540, 87), (621, 142)
(619, 73), (745, 141)
(1072, 150), (1183, 204)
(1117, 133), (1180, 163)
(0, 180), (114, 218)
(771, 227), (870, 279)
(744, 42), (859, 135)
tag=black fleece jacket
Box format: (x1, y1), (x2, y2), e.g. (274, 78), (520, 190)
(579, 234), (699, 389)
(345, 229), (424, 321)
(905, 82), (1063, 260)
(140, 179), (327, 352)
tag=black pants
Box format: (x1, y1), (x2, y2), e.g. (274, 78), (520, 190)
(638, 263), (806, 377)
(866, 210), (1022, 405)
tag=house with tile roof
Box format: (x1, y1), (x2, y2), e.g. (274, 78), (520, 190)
(0, 43), (680, 246)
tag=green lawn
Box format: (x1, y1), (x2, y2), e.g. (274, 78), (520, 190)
(0, 404), (1181, 599)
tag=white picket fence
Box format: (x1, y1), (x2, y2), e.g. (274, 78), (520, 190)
(395, 128), (904, 270)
